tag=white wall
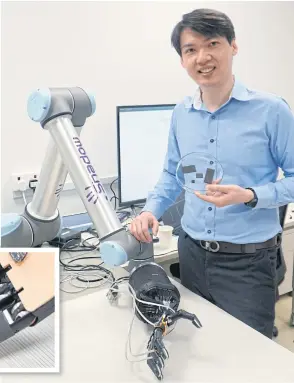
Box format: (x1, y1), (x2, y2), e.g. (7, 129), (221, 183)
(2, 1), (294, 216)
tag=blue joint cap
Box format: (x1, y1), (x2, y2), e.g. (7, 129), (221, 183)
(27, 88), (51, 123)
(99, 241), (128, 266)
(83, 90), (96, 116)
(1, 213), (22, 237)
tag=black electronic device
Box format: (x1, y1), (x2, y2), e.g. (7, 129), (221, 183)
(126, 262), (202, 380)
(129, 262), (181, 324)
(48, 228), (82, 247)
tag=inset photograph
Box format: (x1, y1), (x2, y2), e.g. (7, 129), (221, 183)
(0, 249), (59, 372)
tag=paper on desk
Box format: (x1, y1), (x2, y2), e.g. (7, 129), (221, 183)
(0, 314), (55, 370)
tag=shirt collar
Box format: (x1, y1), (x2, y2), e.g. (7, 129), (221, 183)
(184, 78), (252, 110)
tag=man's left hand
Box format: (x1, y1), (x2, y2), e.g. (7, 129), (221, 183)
(195, 184), (254, 207)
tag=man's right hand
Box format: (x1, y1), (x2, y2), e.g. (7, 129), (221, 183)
(129, 212), (159, 243)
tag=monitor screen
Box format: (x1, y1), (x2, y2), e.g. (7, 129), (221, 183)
(117, 104), (175, 207)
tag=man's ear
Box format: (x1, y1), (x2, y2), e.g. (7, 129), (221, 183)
(181, 56), (186, 69)
(231, 39), (238, 56)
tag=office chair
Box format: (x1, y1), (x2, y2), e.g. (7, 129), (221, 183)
(169, 205), (289, 338)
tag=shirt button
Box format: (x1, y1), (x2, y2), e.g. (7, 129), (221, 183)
(210, 161), (214, 165)
(211, 116), (216, 119)
(208, 207), (212, 211)
(207, 230), (212, 234)
(210, 139), (214, 143)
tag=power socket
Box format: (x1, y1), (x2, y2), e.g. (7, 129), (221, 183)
(11, 172), (39, 192)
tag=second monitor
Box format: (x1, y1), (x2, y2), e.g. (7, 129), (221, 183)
(117, 104), (175, 207)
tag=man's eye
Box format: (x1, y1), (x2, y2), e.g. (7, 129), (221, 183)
(210, 41), (219, 47)
(185, 48), (195, 54)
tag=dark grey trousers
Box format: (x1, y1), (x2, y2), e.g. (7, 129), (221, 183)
(178, 231), (278, 339)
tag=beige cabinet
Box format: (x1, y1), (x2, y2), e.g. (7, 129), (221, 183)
(279, 204), (294, 296)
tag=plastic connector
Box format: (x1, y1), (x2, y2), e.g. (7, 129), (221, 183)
(18, 180), (27, 192)
(29, 179), (38, 193)
(17, 180), (28, 205)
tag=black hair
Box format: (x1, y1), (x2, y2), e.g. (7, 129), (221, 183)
(171, 9), (235, 56)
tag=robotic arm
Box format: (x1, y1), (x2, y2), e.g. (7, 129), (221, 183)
(1, 88), (201, 379)
(2, 87), (153, 271)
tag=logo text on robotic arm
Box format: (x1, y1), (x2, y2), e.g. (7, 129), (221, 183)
(73, 136), (108, 203)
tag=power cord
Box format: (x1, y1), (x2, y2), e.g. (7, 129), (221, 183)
(18, 180), (27, 205)
(110, 178), (119, 209)
(59, 233), (115, 294)
(130, 205), (138, 217)
(107, 281), (176, 363)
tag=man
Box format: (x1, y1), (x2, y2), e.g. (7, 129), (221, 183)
(130, 8), (294, 338)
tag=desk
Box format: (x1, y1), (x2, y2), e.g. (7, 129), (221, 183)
(2, 275), (294, 383)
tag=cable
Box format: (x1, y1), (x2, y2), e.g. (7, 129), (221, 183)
(60, 266), (113, 294)
(130, 205), (137, 217)
(110, 178), (119, 210)
(18, 179), (27, 205)
(128, 283), (175, 325)
(110, 177), (118, 198)
(126, 301), (154, 362)
(55, 231), (100, 253)
(21, 191), (27, 205)
(59, 230), (115, 295)
(81, 236), (100, 249)
(107, 281), (154, 361)
(127, 283), (175, 361)
(110, 196), (119, 210)
(106, 280), (176, 363)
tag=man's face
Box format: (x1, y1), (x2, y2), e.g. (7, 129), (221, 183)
(180, 28), (238, 88)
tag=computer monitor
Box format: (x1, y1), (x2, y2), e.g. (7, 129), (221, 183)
(117, 104), (175, 207)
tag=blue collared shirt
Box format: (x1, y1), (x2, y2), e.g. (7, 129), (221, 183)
(143, 79), (294, 244)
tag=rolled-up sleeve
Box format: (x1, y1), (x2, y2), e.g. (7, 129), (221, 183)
(254, 98), (294, 209)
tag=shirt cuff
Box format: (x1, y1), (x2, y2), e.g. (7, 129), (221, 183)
(252, 184), (274, 209)
(141, 201), (164, 220)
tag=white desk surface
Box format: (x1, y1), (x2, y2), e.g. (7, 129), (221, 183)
(1, 234), (293, 381)
(153, 235), (178, 257)
(2, 276), (294, 383)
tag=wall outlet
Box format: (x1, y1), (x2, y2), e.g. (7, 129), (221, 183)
(11, 172), (117, 199)
(11, 172), (39, 192)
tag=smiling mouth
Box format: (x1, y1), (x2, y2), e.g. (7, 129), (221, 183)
(198, 67), (216, 74)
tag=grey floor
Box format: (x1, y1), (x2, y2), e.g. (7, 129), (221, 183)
(274, 294), (294, 352)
